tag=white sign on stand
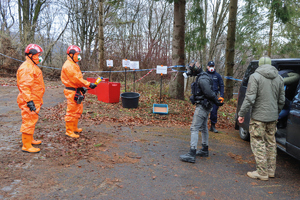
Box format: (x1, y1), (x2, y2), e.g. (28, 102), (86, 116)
(156, 65), (168, 74)
(106, 60), (113, 67)
(130, 61), (140, 69)
(122, 59), (130, 67)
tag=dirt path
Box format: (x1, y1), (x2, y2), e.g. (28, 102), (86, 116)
(0, 79), (300, 200)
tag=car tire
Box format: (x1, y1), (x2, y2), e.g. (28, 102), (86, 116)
(239, 126), (250, 141)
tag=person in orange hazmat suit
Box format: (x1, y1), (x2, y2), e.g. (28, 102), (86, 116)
(61, 45), (97, 138)
(17, 44), (45, 153)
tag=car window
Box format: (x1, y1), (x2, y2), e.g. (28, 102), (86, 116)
(292, 83), (300, 109)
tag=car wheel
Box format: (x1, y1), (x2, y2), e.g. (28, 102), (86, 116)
(239, 126), (250, 141)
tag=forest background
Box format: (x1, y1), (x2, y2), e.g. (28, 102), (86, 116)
(0, 0), (299, 100)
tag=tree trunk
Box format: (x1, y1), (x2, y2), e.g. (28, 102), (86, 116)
(202, 0), (207, 65)
(98, 0), (105, 70)
(224, 0), (238, 100)
(268, 7), (274, 57)
(169, 0), (185, 100)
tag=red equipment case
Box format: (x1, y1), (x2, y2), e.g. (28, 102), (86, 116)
(96, 81), (120, 103)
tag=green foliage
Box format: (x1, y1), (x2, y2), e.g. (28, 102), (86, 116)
(94, 143), (103, 147)
(185, 0), (207, 57)
(235, 0), (299, 59)
(274, 3), (290, 23)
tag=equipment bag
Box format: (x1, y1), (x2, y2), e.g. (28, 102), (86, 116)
(74, 88), (85, 104)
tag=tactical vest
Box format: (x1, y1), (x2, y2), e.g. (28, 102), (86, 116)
(190, 73), (214, 109)
(191, 75), (202, 97)
(190, 74), (204, 105)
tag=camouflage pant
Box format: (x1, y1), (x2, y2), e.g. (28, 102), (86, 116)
(249, 118), (277, 176)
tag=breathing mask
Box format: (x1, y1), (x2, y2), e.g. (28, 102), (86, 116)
(186, 61), (202, 76)
(208, 67), (215, 72)
(39, 56), (43, 63)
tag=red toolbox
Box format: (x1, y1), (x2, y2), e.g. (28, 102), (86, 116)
(86, 77), (97, 95)
(97, 81), (120, 103)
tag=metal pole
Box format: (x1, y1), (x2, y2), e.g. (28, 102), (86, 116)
(125, 67), (127, 92)
(109, 67), (111, 81)
(133, 70), (136, 92)
(160, 74), (163, 104)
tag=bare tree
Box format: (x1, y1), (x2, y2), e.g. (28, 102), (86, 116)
(18, 0), (47, 48)
(99, 0), (104, 70)
(0, 0), (15, 34)
(208, 0), (229, 61)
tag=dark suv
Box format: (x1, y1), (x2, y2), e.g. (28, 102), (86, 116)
(235, 58), (300, 161)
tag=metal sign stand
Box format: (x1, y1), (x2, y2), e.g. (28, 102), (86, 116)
(153, 65), (168, 115)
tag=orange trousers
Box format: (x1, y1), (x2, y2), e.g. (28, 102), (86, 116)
(64, 89), (83, 122)
(18, 100), (41, 135)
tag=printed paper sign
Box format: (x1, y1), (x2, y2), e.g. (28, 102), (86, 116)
(156, 65), (168, 74)
(130, 61), (140, 69)
(106, 60), (113, 67)
(122, 59), (130, 67)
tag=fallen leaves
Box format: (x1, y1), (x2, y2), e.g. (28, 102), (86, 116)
(227, 152), (255, 164)
(40, 84), (237, 129)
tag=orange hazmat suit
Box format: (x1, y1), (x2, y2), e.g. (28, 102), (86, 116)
(17, 56), (45, 134)
(61, 55), (90, 121)
(61, 54), (92, 138)
(17, 51), (45, 153)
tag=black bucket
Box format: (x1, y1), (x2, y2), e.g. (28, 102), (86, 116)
(121, 92), (140, 108)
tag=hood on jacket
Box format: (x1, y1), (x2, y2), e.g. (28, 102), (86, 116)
(255, 64), (278, 79)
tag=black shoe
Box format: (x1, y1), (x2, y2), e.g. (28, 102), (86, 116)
(210, 123), (218, 133)
(180, 148), (196, 163)
(196, 144), (209, 157)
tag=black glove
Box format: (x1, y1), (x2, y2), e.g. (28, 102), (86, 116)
(189, 95), (196, 105)
(89, 83), (97, 89)
(216, 101), (224, 107)
(81, 87), (88, 94)
(27, 101), (36, 111)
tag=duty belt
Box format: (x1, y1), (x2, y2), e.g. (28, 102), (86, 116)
(65, 87), (76, 91)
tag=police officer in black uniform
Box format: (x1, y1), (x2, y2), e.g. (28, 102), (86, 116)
(206, 61), (224, 133)
(180, 61), (224, 163)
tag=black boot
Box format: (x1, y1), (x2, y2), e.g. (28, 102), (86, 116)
(210, 123), (218, 133)
(180, 148), (196, 163)
(196, 144), (209, 157)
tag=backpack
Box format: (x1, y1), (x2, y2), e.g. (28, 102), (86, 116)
(190, 75), (202, 104)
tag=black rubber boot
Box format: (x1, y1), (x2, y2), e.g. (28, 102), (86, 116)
(196, 144), (209, 157)
(180, 148), (196, 163)
(210, 123), (218, 133)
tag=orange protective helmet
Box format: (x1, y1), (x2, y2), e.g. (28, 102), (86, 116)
(66, 45), (81, 55)
(25, 44), (43, 55)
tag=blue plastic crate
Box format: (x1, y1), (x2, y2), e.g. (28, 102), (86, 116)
(153, 104), (168, 114)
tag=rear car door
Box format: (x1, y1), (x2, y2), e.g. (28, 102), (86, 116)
(286, 83), (300, 160)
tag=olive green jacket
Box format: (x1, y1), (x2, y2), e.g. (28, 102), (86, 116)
(238, 64), (285, 122)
